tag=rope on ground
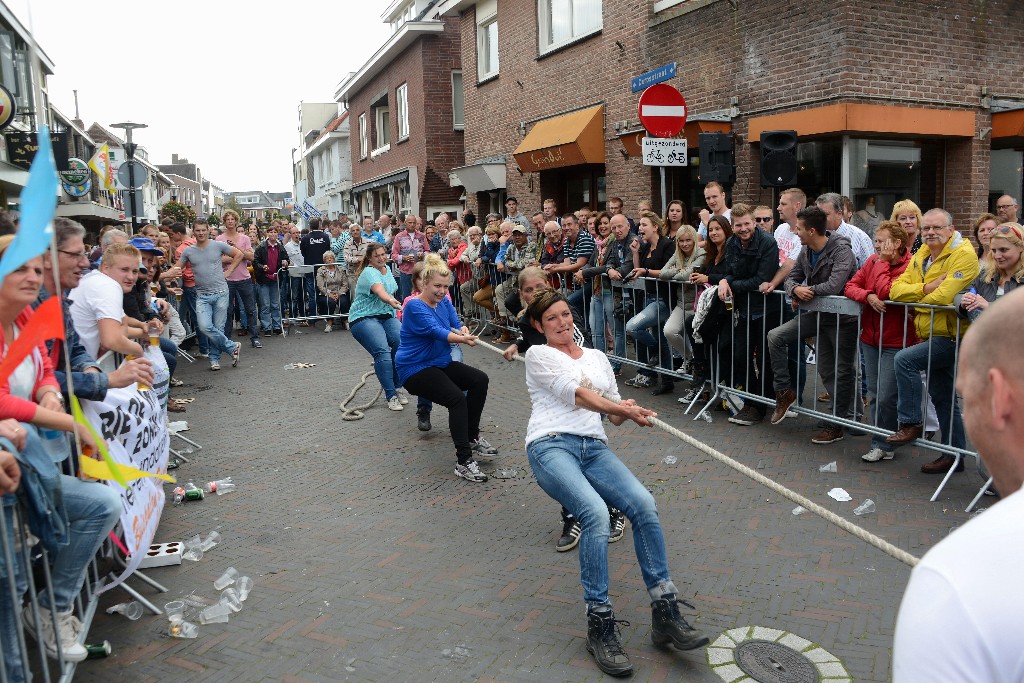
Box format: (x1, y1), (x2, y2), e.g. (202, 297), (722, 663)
(473, 337), (921, 568)
(339, 370), (384, 421)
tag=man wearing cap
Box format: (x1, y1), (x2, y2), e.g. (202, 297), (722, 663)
(124, 236), (181, 385)
(505, 196), (530, 231)
(493, 225), (532, 343)
(217, 209), (262, 348)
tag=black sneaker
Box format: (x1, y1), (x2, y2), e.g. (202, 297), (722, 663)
(608, 509), (626, 543)
(728, 404), (764, 426)
(417, 411), (431, 432)
(586, 609), (633, 677)
(651, 596), (709, 651)
(556, 516), (581, 552)
(251, 339), (263, 349)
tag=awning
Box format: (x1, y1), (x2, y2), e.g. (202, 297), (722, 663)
(513, 105), (605, 173)
(748, 103), (975, 139)
(449, 159), (506, 192)
(992, 109), (1024, 142)
(55, 202), (123, 221)
(620, 120), (732, 157)
(351, 169), (410, 194)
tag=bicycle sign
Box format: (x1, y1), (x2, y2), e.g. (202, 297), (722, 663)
(642, 137), (688, 167)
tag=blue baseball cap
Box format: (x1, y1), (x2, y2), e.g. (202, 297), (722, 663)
(128, 237), (164, 257)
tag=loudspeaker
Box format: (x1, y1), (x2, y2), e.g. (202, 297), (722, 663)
(760, 130), (798, 187)
(698, 133), (735, 185)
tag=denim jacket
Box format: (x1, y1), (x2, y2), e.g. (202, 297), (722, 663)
(34, 288), (109, 402)
(1, 431), (69, 558)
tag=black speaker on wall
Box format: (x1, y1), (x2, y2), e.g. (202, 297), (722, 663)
(698, 133), (735, 185)
(760, 130), (798, 187)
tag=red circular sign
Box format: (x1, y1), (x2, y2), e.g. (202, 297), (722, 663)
(638, 83), (687, 138)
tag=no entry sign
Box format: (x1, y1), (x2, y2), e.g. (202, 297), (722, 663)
(638, 83), (687, 138)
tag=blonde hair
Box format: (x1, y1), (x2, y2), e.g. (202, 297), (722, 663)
(983, 223), (1024, 284)
(639, 210), (665, 236)
(420, 252), (451, 284)
(674, 225), (699, 261)
(101, 243), (141, 265)
(890, 199), (922, 225)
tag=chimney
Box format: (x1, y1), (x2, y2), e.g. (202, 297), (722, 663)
(172, 153), (180, 164)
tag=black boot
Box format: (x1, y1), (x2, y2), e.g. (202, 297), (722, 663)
(586, 608), (633, 677)
(650, 596), (709, 651)
(416, 410), (431, 432)
(650, 378), (675, 396)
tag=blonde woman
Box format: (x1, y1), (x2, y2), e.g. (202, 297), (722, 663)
(395, 256), (495, 482)
(659, 225), (705, 373)
(959, 223), (1024, 316)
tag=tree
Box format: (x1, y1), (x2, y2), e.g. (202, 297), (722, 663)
(207, 213), (221, 227)
(161, 200), (197, 225)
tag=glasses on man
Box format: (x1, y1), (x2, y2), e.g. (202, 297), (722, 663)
(997, 203), (1016, 210)
(58, 249), (89, 261)
(754, 217), (773, 223)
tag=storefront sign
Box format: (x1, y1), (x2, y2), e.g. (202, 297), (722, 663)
(631, 63), (676, 93)
(4, 130), (69, 171)
(0, 84), (15, 131)
(60, 157), (90, 185)
(62, 178), (92, 197)
(642, 137), (689, 167)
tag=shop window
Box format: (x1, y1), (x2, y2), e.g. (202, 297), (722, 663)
(538, 0), (602, 54)
(848, 139), (935, 226)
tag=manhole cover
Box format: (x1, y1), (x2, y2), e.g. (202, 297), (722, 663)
(734, 640), (819, 683)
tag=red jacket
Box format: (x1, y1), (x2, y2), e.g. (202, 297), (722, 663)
(844, 251), (919, 349)
(0, 306), (60, 423)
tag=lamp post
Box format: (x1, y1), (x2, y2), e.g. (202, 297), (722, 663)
(170, 184), (179, 202)
(110, 121), (148, 234)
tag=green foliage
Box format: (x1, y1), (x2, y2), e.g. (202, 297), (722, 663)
(160, 200), (197, 225)
(207, 213), (221, 227)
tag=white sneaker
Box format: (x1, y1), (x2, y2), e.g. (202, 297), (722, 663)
(396, 389), (409, 405)
(471, 436), (498, 457)
(387, 396), (404, 411)
(324, 324), (332, 333)
(22, 605), (88, 662)
(455, 460), (488, 482)
(861, 447), (895, 462)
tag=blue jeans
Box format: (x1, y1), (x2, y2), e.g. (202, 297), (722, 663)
(257, 280), (282, 330)
(303, 273), (317, 317)
(567, 281), (592, 333)
(527, 433), (674, 607)
(590, 290), (624, 370)
(183, 285), (208, 354)
(158, 336), (178, 379)
(350, 316), (402, 400)
(398, 273), (414, 302)
(894, 336), (965, 448)
(196, 290), (238, 363)
(284, 276), (306, 319)
(224, 280), (259, 341)
(625, 297), (671, 377)
(862, 342), (900, 450)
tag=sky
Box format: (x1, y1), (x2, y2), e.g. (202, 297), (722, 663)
(10, 0), (393, 194)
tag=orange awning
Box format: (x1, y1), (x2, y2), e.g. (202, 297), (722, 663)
(748, 103), (975, 139)
(992, 109), (1024, 139)
(513, 106), (605, 173)
(620, 120), (732, 157)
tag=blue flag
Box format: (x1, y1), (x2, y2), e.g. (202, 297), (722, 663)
(0, 126), (58, 280)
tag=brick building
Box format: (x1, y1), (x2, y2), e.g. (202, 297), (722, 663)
(337, 0), (465, 222)
(435, 0), (1024, 226)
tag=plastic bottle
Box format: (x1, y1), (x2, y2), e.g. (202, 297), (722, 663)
(38, 428), (69, 461)
(965, 287), (983, 322)
(203, 478), (236, 495)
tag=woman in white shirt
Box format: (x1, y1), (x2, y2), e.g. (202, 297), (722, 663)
(522, 290), (708, 677)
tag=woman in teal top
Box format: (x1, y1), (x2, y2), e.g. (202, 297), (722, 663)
(348, 242), (406, 411)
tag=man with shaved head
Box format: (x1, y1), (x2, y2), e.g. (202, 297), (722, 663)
(893, 287), (1024, 681)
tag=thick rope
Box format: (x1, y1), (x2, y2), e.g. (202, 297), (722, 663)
(339, 370), (384, 421)
(474, 337), (920, 568)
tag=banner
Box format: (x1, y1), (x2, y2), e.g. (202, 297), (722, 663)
(81, 347), (170, 593)
(87, 143), (116, 194)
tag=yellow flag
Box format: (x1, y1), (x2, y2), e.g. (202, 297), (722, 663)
(79, 455), (175, 484)
(87, 143), (116, 193)
(69, 394), (129, 488)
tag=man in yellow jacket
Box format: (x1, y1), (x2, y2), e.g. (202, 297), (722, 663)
(886, 208), (979, 473)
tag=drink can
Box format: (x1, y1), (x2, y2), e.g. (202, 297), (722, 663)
(184, 489), (205, 501)
(86, 641), (111, 659)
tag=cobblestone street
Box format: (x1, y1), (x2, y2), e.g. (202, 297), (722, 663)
(79, 328), (984, 682)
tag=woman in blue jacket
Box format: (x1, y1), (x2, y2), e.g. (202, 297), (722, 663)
(396, 255), (493, 483)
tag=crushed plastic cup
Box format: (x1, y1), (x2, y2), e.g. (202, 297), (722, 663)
(182, 535), (204, 562)
(828, 487), (852, 502)
(236, 576), (253, 602)
(662, 454), (678, 465)
(164, 600), (185, 623)
(220, 587), (242, 612)
(199, 603), (232, 624)
(169, 620), (199, 638)
(792, 506), (807, 516)
(106, 601), (143, 620)
(200, 531), (221, 552)
(853, 499), (876, 516)
(213, 567), (238, 590)
(819, 461), (838, 473)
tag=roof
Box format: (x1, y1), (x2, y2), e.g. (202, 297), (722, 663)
(334, 20), (446, 102)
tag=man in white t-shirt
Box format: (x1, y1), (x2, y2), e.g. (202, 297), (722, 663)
(892, 287), (1024, 682)
(697, 181), (731, 241)
(69, 243), (148, 359)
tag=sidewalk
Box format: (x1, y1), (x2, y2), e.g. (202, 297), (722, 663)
(77, 326), (984, 682)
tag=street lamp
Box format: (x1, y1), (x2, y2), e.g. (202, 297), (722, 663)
(110, 121), (148, 234)
(170, 184), (179, 202)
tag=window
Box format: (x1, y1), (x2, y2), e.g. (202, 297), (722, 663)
(374, 105), (390, 153)
(476, 0), (499, 80)
(396, 83), (409, 140)
(451, 71), (464, 130)
(538, 0), (602, 53)
(358, 113), (368, 159)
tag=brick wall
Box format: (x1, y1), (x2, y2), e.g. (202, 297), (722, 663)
(347, 16), (464, 219)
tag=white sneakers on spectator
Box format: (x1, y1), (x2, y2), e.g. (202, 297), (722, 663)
(455, 460), (488, 482)
(396, 388), (410, 405)
(209, 361), (221, 371)
(624, 374), (652, 388)
(387, 396), (404, 411)
(471, 436), (498, 457)
(324, 323), (332, 333)
(862, 447), (895, 462)
(22, 605), (87, 662)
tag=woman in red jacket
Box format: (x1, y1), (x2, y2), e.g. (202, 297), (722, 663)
(843, 221), (918, 463)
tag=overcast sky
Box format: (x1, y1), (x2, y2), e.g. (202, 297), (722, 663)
(11, 0), (393, 194)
